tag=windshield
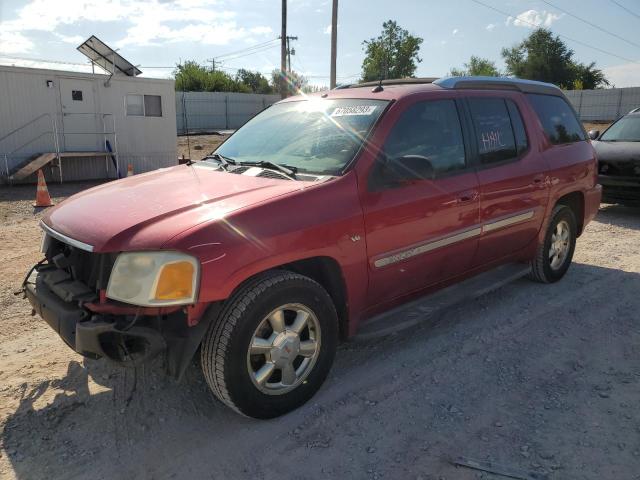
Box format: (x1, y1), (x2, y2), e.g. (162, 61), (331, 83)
(214, 98), (389, 175)
(600, 116), (640, 142)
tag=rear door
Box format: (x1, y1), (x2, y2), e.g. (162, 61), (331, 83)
(358, 96), (480, 307)
(465, 94), (550, 266)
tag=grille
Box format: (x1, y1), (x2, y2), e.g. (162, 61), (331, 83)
(600, 161), (640, 177)
(46, 237), (114, 292)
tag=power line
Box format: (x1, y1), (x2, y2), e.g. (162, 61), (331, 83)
(609, 0), (640, 20)
(539, 0), (640, 49)
(215, 38), (280, 60)
(469, 0), (640, 65)
(217, 43), (280, 63)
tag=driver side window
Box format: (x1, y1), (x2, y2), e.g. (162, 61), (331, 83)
(372, 99), (467, 189)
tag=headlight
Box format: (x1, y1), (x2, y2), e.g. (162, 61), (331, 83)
(106, 252), (199, 306)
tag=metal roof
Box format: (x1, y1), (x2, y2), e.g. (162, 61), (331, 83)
(77, 35), (142, 77)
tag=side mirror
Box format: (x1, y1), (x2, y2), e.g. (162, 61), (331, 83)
(588, 129), (600, 141)
(385, 154), (436, 182)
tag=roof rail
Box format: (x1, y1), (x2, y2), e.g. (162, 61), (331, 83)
(628, 107), (640, 114)
(333, 77), (439, 90)
(434, 76), (563, 96)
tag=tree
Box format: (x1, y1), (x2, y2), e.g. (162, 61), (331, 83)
(501, 28), (608, 89)
(270, 69), (308, 95)
(174, 61), (250, 92)
(235, 69), (274, 94)
(450, 56), (501, 77)
(360, 20), (423, 82)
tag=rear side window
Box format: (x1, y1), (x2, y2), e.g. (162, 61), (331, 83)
(526, 93), (586, 144)
(468, 98), (517, 164)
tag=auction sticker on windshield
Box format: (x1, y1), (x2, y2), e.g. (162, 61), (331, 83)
(330, 105), (378, 117)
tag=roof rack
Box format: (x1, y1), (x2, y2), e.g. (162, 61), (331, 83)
(434, 76), (562, 96)
(334, 77), (439, 90)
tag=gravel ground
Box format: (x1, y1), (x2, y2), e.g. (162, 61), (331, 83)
(0, 181), (639, 480)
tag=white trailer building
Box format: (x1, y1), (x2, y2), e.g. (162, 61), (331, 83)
(0, 63), (177, 183)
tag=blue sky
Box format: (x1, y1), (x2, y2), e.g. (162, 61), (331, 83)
(1, 0), (639, 87)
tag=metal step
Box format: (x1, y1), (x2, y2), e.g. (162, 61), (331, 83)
(354, 263), (531, 341)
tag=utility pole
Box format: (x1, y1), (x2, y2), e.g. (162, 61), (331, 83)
(330, 0), (338, 89)
(286, 35), (298, 72)
(206, 58), (218, 73)
(281, 0), (287, 99)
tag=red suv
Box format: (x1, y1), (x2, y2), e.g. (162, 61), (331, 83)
(24, 77), (601, 418)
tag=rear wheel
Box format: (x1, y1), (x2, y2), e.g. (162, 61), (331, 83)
(200, 270), (338, 419)
(529, 204), (577, 283)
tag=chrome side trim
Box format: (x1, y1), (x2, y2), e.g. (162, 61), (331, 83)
(374, 227), (482, 268)
(482, 210), (534, 233)
(40, 221), (94, 252)
(373, 209), (536, 269)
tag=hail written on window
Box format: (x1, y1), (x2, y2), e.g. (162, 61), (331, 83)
(125, 94), (162, 117)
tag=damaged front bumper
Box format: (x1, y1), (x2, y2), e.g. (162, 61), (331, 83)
(23, 264), (217, 379)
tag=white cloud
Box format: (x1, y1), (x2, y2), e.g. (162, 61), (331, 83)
(506, 9), (562, 28)
(486, 23), (496, 32)
(603, 62), (640, 88)
(452, 28), (459, 36)
(0, 31), (34, 54)
(324, 25), (332, 35)
(0, 0), (273, 52)
(54, 33), (84, 45)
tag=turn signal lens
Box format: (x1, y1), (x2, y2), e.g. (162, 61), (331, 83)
(154, 261), (195, 300)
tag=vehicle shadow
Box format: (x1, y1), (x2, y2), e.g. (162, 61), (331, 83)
(2, 262), (640, 479)
(597, 203), (640, 229)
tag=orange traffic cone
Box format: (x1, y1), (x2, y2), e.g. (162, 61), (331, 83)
(126, 164), (134, 177)
(34, 169), (54, 208)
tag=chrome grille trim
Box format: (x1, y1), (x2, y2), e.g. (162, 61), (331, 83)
(40, 221), (94, 252)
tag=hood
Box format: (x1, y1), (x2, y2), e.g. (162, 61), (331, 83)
(43, 164), (306, 252)
(592, 140), (640, 163)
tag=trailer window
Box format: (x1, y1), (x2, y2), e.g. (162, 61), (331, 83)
(126, 94), (162, 117)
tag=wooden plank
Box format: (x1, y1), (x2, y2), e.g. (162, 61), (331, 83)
(10, 153), (57, 180)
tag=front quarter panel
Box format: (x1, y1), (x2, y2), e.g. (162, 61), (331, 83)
(165, 173), (369, 329)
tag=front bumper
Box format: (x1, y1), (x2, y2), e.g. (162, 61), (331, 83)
(24, 264), (216, 378)
(599, 174), (640, 204)
(24, 265), (164, 361)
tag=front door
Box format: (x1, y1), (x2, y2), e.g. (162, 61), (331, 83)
(359, 97), (480, 308)
(59, 78), (99, 151)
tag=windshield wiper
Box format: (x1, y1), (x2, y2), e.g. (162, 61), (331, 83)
(203, 152), (237, 169)
(238, 161), (297, 179)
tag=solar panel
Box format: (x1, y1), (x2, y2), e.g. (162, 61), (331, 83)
(77, 35), (142, 77)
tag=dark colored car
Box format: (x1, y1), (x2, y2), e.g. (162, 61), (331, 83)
(24, 76), (601, 418)
(590, 109), (640, 206)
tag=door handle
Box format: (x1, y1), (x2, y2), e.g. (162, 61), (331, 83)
(457, 190), (478, 203)
(532, 174), (545, 185)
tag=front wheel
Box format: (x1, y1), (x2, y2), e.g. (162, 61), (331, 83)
(200, 270), (338, 419)
(529, 204), (577, 283)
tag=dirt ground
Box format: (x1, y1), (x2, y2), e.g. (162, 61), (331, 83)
(177, 133), (230, 162)
(1, 181), (639, 480)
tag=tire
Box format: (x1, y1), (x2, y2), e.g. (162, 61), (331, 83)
(529, 204), (577, 283)
(200, 270), (338, 419)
